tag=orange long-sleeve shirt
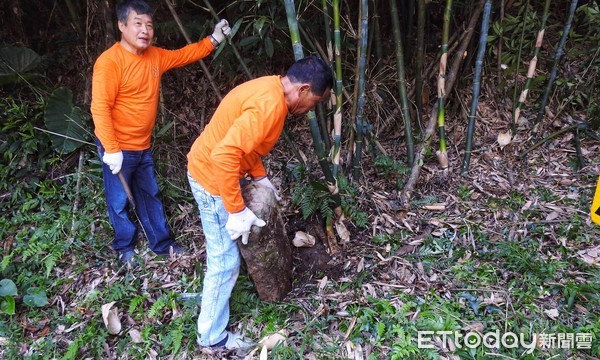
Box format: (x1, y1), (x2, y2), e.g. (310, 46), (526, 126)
(91, 37), (214, 153)
(187, 75), (288, 213)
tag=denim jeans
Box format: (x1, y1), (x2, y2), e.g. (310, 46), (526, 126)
(96, 140), (174, 254)
(188, 173), (240, 346)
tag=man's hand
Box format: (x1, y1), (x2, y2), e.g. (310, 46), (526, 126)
(226, 207), (266, 245)
(211, 19), (231, 44)
(254, 177), (281, 201)
(102, 151), (123, 175)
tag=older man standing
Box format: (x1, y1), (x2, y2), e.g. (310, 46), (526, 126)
(91, 0), (231, 266)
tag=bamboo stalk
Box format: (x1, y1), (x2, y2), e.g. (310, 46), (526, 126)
(332, 0), (343, 177)
(534, 0), (578, 125)
(497, 0), (505, 85)
(462, 0), (493, 175)
(436, 0), (452, 172)
(415, 0), (427, 120)
(322, 0), (334, 65)
(283, 0), (338, 193)
(284, 0), (342, 254)
(372, 0), (383, 69)
(163, 0), (222, 100)
(321, 0), (334, 151)
(389, 0), (415, 166)
(521, 124), (576, 156)
(201, 0), (253, 79)
(512, 0), (545, 133)
(316, 103), (331, 150)
(352, 0), (369, 181)
(510, 0), (530, 133)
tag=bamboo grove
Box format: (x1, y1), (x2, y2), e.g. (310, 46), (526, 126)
(272, 0), (597, 209)
(3, 0), (597, 231)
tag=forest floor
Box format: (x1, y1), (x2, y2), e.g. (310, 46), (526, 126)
(2, 97), (599, 360)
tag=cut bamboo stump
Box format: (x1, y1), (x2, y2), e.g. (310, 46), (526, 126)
(238, 183), (292, 301)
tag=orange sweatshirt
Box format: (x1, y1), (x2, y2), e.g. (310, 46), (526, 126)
(187, 76), (288, 213)
(91, 37), (214, 153)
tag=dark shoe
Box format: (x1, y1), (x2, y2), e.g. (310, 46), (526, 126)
(155, 244), (184, 256)
(119, 250), (139, 268)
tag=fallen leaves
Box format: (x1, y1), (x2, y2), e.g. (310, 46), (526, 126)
(544, 308), (559, 320)
(577, 245), (600, 267)
(101, 302), (121, 335)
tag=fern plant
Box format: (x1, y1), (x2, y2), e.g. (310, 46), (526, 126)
(291, 173), (369, 228)
(148, 295), (168, 319)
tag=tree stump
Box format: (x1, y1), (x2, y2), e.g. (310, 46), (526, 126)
(238, 183), (292, 301)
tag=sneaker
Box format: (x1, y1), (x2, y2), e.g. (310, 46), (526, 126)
(119, 250), (138, 268)
(204, 332), (253, 350)
(155, 244), (184, 256)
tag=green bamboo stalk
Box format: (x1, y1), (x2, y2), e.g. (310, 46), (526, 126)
(389, 0), (415, 166)
(436, 0), (452, 171)
(512, 0), (545, 133)
(352, 0), (369, 181)
(332, 0), (343, 177)
(521, 124), (576, 156)
(535, 0), (578, 125)
(202, 0), (253, 79)
(317, 103), (331, 150)
(372, 0), (383, 67)
(461, 0), (492, 175)
(283, 0), (341, 207)
(322, 0), (334, 65)
(510, 0), (530, 133)
(321, 0), (333, 151)
(415, 0), (427, 119)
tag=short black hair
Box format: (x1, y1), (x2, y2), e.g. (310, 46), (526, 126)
(286, 56), (334, 96)
(116, 0), (153, 23)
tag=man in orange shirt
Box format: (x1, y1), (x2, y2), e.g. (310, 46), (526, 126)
(91, 0), (230, 266)
(187, 56), (333, 349)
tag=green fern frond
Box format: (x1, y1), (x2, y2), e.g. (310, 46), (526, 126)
(129, 295), (144, 314)
(149, 296), (167, 318)
(170, 322), (184, 354)
(61, 336), (81, 360)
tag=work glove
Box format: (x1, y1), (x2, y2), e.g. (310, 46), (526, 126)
(102, 151), (123, 175)
(226, 207), (266, 245)
(211, 19), (231, 44)
(254, 177), (282, 201)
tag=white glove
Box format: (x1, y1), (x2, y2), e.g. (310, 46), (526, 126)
(211, 19), (231, 44)
(226, 207), (266, 245)
(254, 177), (281, 201)
(102, 151), (123, 175)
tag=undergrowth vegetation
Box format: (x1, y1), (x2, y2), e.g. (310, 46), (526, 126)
(1, 0), (599, 359)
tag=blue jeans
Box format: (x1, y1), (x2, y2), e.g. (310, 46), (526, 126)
(97, 140), (174, 254)
(188, 173), (240, 346)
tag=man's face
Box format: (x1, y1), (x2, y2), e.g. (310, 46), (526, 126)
(118, 10), (154, 55)
(288, 85), (331, 116)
